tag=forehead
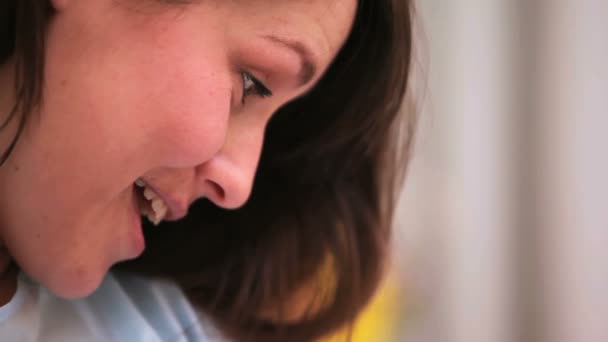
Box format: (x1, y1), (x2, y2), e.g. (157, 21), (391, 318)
(223, 0), (357, 69)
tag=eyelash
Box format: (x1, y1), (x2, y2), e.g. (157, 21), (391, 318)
(241, 72), (273, 104)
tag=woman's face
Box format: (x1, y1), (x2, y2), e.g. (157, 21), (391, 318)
(0, 0), (356, 298)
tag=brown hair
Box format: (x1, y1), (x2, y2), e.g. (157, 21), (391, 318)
(0, 0), (415, 341)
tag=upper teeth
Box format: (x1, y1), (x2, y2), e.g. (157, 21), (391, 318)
(135, 178), (168, 225)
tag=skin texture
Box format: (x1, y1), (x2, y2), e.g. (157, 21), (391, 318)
(0, 0), (356, 300)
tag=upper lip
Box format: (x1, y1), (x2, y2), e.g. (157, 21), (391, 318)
(138, 179), (188, 221)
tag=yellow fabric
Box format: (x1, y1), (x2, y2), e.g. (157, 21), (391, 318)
(323, 275), (403, 342)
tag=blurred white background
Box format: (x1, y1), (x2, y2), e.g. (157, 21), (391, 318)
(390, 1), (608, 342)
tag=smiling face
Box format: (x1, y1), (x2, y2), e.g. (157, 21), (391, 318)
(0, 0), (356, 298)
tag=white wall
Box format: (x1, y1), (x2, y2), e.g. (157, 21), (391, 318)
(395, 1), (608, 342)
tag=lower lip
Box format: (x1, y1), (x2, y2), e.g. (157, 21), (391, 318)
(127, 186), (146, 258)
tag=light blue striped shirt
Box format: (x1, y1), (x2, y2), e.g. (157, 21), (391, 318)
(0, 272), (225, 341)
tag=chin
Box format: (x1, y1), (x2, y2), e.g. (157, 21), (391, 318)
(42, 264), (109, 299)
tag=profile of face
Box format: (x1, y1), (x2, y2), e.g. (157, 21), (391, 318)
(0, 0), (356, 298)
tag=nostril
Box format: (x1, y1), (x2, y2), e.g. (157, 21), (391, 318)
(206, 180), (225, 202)
(197, 158), (256, 209)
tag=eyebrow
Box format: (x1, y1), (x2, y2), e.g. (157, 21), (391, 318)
(263, 35), (317, 88)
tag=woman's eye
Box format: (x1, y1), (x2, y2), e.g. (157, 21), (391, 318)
(241, 72), (273, 104)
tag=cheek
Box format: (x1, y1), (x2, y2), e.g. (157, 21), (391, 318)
(120, 7), (234, 167)
(132, 59), (233, 167)
(45, 7), (234, 168)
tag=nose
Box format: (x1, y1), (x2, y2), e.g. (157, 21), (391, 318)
(194, 116), (266, 209)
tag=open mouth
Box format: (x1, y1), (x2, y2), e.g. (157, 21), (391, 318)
(134, 178), (168, 225)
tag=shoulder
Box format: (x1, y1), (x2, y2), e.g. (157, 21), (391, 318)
(75, 271), (228, 342)
(2, 271), (228, 341)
